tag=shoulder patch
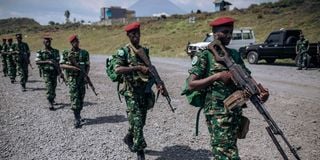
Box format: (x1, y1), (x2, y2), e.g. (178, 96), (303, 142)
(117, 49), (125, 56)
(191, 56), (198, 65)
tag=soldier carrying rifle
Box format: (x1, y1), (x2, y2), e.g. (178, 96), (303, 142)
(6, 38), (18, 83)
(60, 35), (92, 128)
(35, 35), (65, 110)
(13, 33), (31, 91)
(0, 38), (8, 77)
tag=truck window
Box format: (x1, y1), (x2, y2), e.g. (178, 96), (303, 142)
(267, 33), (280, 44)
(243, 33), (253, 40)
(232, 33), (242, 40)
(204, 35), (213, 42)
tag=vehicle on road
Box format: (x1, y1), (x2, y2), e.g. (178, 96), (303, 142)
(186, 27), (256, 58)
(239, 29), (319, 66)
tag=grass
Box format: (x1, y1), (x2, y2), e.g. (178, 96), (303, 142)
(1, 0), (319, 57)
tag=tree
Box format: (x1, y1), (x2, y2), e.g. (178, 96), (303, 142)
(196, 9), (202, 14)
(48, 21), (55, 26)
(80, 20), (85, 24)
(64, 10), (70, 23)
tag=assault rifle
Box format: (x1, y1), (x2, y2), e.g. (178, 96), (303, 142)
(208, 40), (301, 160)
(129, 45), (175, 113)
(62, 53), (98, 96)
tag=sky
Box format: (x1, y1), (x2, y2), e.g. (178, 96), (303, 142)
(0, 0), (278, 25)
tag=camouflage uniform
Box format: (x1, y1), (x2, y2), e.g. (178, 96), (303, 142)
(36, 48), (60, 104)
(189, 48), (250, 160)
(13, 41), (30, 90)
(6, 42), (17, 82)
(296, 38), (309, 69)
(1, 42), (8, 76)
(60, 49), (89, 113)
(115, 45), (155, 152)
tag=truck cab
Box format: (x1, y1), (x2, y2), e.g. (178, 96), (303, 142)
(241, 29), (318, 66)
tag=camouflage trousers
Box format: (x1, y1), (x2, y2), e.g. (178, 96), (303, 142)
(124, 91), (155, 152)
(1, 55), (8, 76)
(6, 55), (16, 80)
(17, 62), (28, 87)
(68, 76), (86, 112)
(297, 52), (309, 69)
(205, 102), (242, 160)
(43, 73), (57, 103)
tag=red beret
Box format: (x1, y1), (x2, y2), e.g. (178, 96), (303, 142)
(209, 17), (234, 27)
(124, 22), (140, 32)
(68, 34), (78, 42)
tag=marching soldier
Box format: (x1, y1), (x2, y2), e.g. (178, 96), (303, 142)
(35, 35), (63, 110)
(6, 38), (17, 83)
(14, 33), (31, 91)
(60, 35), (90, 128)
(1, 38), (8, 77)
(296, 32), (309, 70)
(113, 22), (167, 160)
(186, 17), (268, 159)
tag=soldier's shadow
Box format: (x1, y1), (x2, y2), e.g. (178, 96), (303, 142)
(145, 145), (212, 160)
(29, 87), (46, 91)
(27, 80), (43, 83)
(53, 101), (98, 110)
(82, 115), (127, 126)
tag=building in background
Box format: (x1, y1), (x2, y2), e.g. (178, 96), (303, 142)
(100, 6), (135, 21)
(213, 0), (232, 12)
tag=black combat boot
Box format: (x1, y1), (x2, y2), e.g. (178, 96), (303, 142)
(123, 133), (134, 151)
(137, 150), (145, 160)
(73, 111), (82, 129)
(10, 79), (15, 84)
(21, 84), (26, 92)
(48, 101), (55, 111)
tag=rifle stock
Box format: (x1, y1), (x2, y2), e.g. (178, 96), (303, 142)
(130, 45), (175, 113)
(208, 40), (301, 160)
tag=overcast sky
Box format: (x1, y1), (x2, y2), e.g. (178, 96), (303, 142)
(0, 0), (278, 25)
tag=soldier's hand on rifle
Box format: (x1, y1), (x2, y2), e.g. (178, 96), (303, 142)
(157, 84), (168, 96)
(217, 71), (233, 84)
(257, 84), (269, 103)
(138, 65), (149, 74)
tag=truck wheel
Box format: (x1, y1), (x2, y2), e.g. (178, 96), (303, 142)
(247, 51), (259, 64)
(265, 58), (276, 64)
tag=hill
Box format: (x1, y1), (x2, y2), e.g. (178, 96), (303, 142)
(0, 0), (319, 57)
(0, 18), (41, 35)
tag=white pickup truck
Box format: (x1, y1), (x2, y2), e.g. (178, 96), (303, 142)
(186, 28), (256, 57)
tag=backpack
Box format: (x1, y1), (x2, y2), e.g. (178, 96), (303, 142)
(106, 47), (128, 82)
(106, 47), (129, 102)
(181, 51), (213, 136)
(181, 51), (213, 107)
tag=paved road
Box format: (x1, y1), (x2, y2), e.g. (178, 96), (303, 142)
(0, 55), (319, 160)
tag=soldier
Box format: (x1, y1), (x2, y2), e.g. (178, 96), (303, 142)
(14, 33), (31, 91)
(187, 17), (268, 159)
(35, 35), (62, 110)
(1, 38), (8, 77)
(60, 35), (90, 128)
(113, 22), (165, 160)
(296, 32), (309, 70)
(6, 38), (17, 83)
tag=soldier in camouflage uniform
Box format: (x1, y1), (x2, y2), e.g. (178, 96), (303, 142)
(1, 38), (8, 77)
(35, 35), (61, 110)
(14, 33), (31, 91)
(6, 38), (17, 83)
(187, 17), (269, 160)
(296, 32), (309, 70)
(114, 22), (163, 160)
(60, 35), (90, 128)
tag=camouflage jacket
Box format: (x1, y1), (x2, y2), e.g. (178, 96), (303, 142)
(35, 48), (60, 74)
(189, 48), (250, 115)
(60, 48), (90, 77)
(115, 44), (153, 95)
(13, 42), (30, 63)
(296, 39), (309, 53)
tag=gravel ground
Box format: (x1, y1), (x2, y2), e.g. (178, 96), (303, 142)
(0, 55), (319, 160)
